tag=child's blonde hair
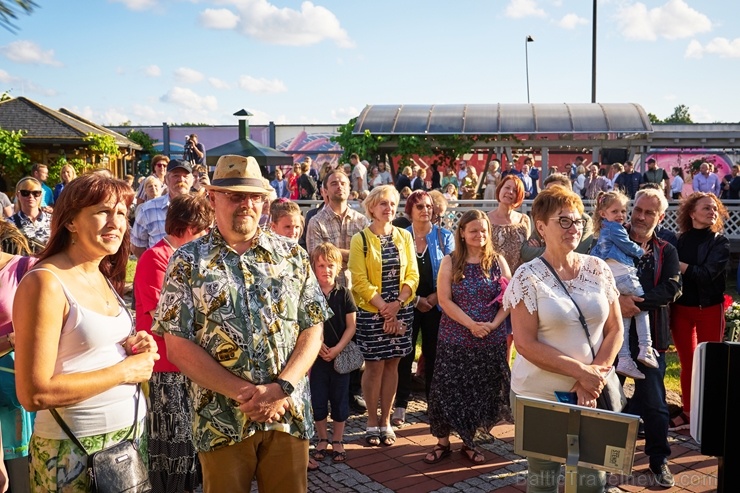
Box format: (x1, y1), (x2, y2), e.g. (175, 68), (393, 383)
(593, 190), (629, 234)
(310, 242), (343, 272)
(270, 199), (303, 229)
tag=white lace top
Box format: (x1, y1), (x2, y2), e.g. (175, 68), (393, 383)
(503, 254), (619, 401)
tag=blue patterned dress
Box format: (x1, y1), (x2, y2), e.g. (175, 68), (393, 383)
(356, 233), (415, 361)
(427, 260), (512, 447)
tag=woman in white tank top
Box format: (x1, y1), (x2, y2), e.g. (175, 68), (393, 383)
(13, 174), (160, 492)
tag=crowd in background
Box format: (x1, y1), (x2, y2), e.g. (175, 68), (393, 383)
(0, 150), (734, 493)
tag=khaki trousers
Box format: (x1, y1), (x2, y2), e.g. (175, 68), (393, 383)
(199, 430), (309, 493)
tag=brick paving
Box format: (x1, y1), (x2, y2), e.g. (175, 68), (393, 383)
(304, 395), (719, 493)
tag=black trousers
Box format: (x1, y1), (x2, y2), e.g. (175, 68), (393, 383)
(395, 307), (442, 408)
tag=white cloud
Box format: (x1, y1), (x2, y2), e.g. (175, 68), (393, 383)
(331, 106), (360, 120)
(505, 0), (546, 19)
(0, 40), (62, 66)
(615, 0), (711, 41)
(101, 108), (131, 126)
(199, 0), (354, 48)
(160, 87), (218, 111)
(208, 77), (232, 89)
(174, 67), (205, 83)
(688, 105), (714, 123)
(558, 13), (588, 29)
(199, 8), (240, 29)
(685, 39), (704, 58)
(686, 37), (740, 59)
(238, 75), (287, 94)
(110, 0), (158, 11)
(0, 69), (57, 96)
(131, 104), (161, 122)
(143, 65), (161, 77)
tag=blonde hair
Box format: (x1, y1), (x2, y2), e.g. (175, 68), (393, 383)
(592, 190), (629, 233)
(310, 242), (343, 271)
(270, 199), (303, 230)
(362, 185), (399, 221)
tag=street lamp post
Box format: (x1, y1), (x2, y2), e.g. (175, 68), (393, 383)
(525, 35), (534, 104)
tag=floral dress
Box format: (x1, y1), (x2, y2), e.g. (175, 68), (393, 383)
(427, 260), (512, 448)
(356, 233), (415, 361)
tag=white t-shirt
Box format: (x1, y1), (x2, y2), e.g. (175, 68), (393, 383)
(503, 255), (619, 401)
(351, 162), (368, 193)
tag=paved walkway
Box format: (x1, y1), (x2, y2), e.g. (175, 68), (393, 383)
(305, 396), (719, 493)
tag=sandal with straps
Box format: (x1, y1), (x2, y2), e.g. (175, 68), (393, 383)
(365, 427), (381, 447)
(331, 440), (346, 462)
(380, 427), (396, 446)
(312, 438), (330, 460)
(423, 443), (451, 464)
(461, 445), (486, 465)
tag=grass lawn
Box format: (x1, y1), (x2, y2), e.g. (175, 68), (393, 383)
(126, 257), (137, 284)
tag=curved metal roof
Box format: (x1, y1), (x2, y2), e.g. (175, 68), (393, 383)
(353, 103), (653, 135)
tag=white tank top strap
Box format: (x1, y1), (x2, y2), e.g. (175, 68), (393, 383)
(28, 267), (79, 308)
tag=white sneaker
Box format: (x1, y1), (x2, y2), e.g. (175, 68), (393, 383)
(637, 346), (659, 369)
(616, 357), (645, 380)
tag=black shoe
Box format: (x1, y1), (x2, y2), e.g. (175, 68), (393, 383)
(650, 463), (675, 488)
(637, 421), (645, 439)
(351, 395), (367, 411)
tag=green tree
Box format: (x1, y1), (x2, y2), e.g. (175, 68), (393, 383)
(83, 133), (121, 167)
(663, 104), (693, 124)
(0, 0), (36, 32)
(647, 112), (661, 124)
(0, 128), (30, 186)
(331, 117), (389, 164)
(47, 156), (86, 187)
(126, 129), (158, 156)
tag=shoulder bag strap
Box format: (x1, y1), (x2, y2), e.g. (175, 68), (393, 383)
(49, 383), (142, 455)
(538, 257), (597, 361)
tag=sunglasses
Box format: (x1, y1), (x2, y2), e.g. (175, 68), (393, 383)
(217, 191), (266, 204)
(19, 190), (42, 198)
(414, 203), (433, 211)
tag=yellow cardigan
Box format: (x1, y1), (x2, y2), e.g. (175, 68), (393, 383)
(348, 226), (420, 313)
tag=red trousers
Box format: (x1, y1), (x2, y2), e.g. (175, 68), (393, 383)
(670, 303), (725, 412)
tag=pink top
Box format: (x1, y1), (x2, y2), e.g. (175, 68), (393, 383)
(134, 238), (178, 372)
(0, 256), (37, 336)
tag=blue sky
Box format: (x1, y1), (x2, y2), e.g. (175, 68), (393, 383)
(1, 0), (738, 126)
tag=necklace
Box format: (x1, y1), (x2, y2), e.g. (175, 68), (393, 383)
(411, 225), (430, 259)
(72, 262), (112, 309)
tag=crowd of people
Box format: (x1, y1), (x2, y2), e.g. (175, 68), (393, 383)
(0, 151), (734, 493)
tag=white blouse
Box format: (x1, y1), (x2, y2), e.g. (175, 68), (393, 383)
(503, 254), (619, 401)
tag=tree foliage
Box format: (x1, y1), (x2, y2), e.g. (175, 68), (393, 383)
(0, 0), (37, 32)
(125, 129), (158, 156)
(47, 156), (86, 187)
(83, 133), (121, 166)
(0, 128), (30, 186)
(649, 104), (693, 124)
(331, 118), (389, 164)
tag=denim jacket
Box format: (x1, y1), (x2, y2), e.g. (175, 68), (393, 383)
(593, 220), (644, 266)
(406, 224), (455, 299)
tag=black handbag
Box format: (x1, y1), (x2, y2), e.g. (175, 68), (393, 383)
(540, 258), (627, 412)
(50, 385), (152, 493)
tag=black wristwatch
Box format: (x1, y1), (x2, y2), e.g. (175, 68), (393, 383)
(275, 378), (295, 397)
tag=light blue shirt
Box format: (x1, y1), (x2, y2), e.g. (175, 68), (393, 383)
(692, 172), (721, 196)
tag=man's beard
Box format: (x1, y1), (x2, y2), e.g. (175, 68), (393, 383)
(232, 209), (256, 234)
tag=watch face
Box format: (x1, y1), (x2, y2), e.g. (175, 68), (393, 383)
(277, 379), (294, 396)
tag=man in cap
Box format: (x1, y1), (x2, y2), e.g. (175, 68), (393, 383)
(153, 155), (332, 492)
(131, 159), (194, 257)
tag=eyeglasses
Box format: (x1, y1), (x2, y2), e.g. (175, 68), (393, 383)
(154, 162), (167, 168)
(217, 191), (266, 204)
(19, 190), (42, 198)
(551, 216), (586, 229)
(414, 203), (433, 211)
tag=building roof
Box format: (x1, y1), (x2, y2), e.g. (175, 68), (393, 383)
(353, 103), (653, 136)
(0, 97), (140, 149)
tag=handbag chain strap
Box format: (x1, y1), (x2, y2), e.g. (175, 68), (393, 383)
(539, 257), (597, 362)
(49, 384), (141, 455)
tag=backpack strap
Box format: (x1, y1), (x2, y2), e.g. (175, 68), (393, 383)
(359, 230), (368, 257)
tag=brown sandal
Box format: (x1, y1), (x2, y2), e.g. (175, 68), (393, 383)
(423, 443), (451, 464)
(461, 445), (486, 465)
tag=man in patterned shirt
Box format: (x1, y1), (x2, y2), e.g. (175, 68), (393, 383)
(153, 155), (332, 492)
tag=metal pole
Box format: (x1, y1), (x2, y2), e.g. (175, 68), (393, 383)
(591, 0), (597, 103)
(526, 35), (533, 104)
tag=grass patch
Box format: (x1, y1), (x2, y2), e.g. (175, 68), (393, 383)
(126, 258), (137, 284)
